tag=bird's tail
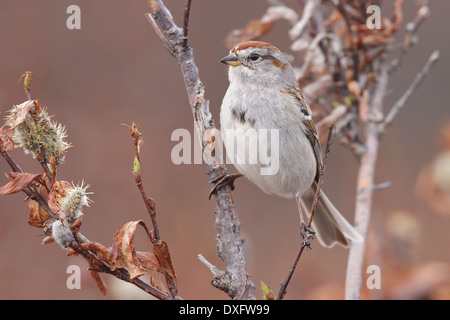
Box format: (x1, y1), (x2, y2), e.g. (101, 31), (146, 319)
(300, 183), (362, 248)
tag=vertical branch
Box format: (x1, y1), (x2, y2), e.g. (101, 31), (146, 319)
(146, 0), (255, 300)
(123, 122), (160, 243)
(345, 50), (439, 299)
(345, 66), (388, 300)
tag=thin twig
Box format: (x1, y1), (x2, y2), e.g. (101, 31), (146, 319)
(183, 0), (192, 48)
(0, 147), (59, 219)
(197, 254), (225, 279)
(145, 14), (174, 57)
(123, 122), (160, 243)
(390, 5), (430, 73)
(379, 50), (440, 135)
(277, 123), (335, 300)
(372, 181), (392, 191)
(277, 244), (306, 300)
(0, 148), (23, 173)
(37, 147), (53, 185)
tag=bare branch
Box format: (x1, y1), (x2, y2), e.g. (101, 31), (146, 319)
(345, 66), (389, 300)
(146, 0), (255, 300)
(379, 50), (440, 135)
(197, 254), (225, 279)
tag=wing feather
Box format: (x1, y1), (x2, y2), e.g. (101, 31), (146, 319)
(287, 87), (322, 180)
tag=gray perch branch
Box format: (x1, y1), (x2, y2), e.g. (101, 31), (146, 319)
(145, 0), (255, 300)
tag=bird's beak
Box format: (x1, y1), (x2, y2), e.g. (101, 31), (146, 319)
(220, 54), (241, 66)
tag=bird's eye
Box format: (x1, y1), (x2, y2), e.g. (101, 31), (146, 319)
(249, 53), (260, 61)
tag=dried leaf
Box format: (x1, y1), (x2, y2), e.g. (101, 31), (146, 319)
(81, 241), (111, 263)
(110, 220), (150, 279)
(66, 241), (109, 295)
(137, 251), (163, 273)
(28, 185), (52, 227)
(90, 270), (107, 296)
(4, 100), (36, 130)
(0, 127), (14, 151)
(150, 270), (169, 294)
(153, 241), (177, 285)
(47, 180), (71, 215)
(0, 172), (43, 195)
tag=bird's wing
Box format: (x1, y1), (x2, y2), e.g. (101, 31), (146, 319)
(287, 87), (322, 180)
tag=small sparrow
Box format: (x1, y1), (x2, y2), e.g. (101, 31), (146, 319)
(219, 41), (362, 247)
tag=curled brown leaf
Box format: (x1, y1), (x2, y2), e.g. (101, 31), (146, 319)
(0, 172), (45, 195)
(110, 220), (151, 279)
(153, 240), (177, 285)
(0, 127), (14, 152)
(4, 100), (37, 130)
(28, 185), (52, 227)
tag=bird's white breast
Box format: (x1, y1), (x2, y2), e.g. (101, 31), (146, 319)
(220, 82), (316, 198)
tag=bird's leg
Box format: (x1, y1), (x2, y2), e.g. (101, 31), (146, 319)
(296, 195), (315, 249)
(295, 195), (305, 222)
(208, 173), (243, 199)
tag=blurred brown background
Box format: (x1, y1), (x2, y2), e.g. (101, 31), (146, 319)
(0, 0), (449, 299)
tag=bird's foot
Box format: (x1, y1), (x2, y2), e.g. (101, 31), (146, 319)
(300, 221), (315, 250)
(208, 173), (243, 199)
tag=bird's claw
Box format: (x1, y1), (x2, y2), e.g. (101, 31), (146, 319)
(300, 221), (315, 250)
(208, 173), (243, 199)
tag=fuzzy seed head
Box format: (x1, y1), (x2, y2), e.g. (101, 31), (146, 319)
(51, 220), (75, 249)
(5, 103), (71, 166)
(59, 181), (92, 223)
